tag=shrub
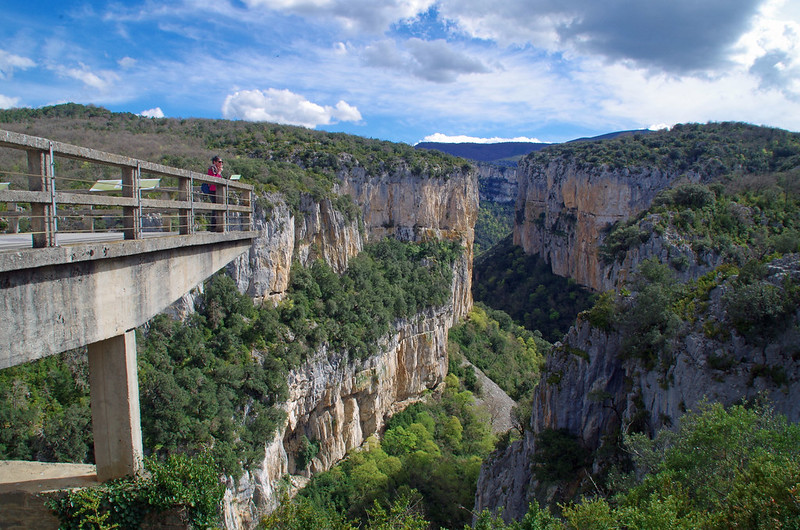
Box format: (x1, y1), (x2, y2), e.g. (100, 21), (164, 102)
(531, 428), (590, 483)
(48, 452), (224, 529)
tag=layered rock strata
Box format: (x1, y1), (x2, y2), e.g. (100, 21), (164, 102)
(222, 165), (478, 528)
(475, 255), (800, 521)
(514, 158), (695, 291)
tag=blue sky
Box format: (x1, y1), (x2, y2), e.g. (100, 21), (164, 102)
(2, 0), (800, 145)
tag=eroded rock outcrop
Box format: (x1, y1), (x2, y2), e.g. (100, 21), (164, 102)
(476, 163), (517, 204)
(475, 255), (800, 521)
(223, 165), (478, 528)
(514, 158), (695, 291)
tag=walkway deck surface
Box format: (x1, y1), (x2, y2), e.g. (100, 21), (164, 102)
(0, 231), (183, 252)
(0, 461), (98, 494)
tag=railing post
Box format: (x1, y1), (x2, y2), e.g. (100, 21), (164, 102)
(180, 175), (192, 235)
(247, 189), (254, 231)
(121, 166), (139, 240)
(213, 184), (224, 232)
(48, 142), (58, 244)
(27, 149), (54, 248)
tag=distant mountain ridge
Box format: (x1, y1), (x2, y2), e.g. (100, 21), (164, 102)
(414, 141), (550, 163)
(416, 129), (650, 164)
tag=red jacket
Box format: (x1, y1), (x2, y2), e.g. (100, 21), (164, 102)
(207, 165), (222, 191)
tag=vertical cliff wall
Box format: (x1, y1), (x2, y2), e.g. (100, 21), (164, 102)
(476, 163), (517, 204)
(223, 165), (478, 528)
(513, 157), (693, 291)
(475, 255), (800, 522)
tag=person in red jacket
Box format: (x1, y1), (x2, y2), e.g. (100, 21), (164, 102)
(205, 155), (223, 230)
(206, 155), (223, 201)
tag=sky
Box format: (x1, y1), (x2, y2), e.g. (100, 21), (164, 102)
(2, 0), (800, 145)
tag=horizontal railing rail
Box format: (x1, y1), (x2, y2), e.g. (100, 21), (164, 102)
(0, 129), (254, 247)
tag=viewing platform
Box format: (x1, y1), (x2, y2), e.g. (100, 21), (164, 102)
(0, 129), (260, 527)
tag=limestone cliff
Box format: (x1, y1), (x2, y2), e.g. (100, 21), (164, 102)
(222, 164), (478, 528)
(475, 254), (800, 521)
(476, 163), (517, 204)
(514, 157), (694, 291)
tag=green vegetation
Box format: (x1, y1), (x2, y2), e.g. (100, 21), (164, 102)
(0, 349), (91, 463)
(473, 401), (800, 529)
(585, 255), (800, 372)
(473, 236), (595, 342)
(448, 304), (547, 402)
(528, 122), (800, 174)
(138, 276), (287, 478)
(264, 372), (494, 530)
(0, 103), (467, 213)
(48, 452), (224, 529)
(474, 202), (515, 256)
(531, 428), (591, 484)
(283, 238), (462, 361)
(600, 178), (800, 266)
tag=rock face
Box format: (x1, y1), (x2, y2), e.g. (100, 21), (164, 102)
(223, 165), (478, 528)
(228, 193), (363, 304)
(476, 152), (800, 521)
(514, 157), (695, 291)
(475, 258), (800, 521)
(476, 163), (517, 204)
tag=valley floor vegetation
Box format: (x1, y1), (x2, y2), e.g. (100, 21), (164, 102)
(474, 400), (800, 530)
(473, 237), (595, 342)
(261, 398), (800, 529)
(262, 372), (495, 530)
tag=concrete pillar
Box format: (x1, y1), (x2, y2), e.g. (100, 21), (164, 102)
(88, 330), (144, 482)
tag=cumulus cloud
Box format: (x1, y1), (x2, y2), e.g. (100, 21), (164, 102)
(0, 94), (22, 108)
(0, 49), (36, 78)
(420, 133), (544, 143)
(140, 107), (165, 118)
(363, 38), (489, 82)
(222, 88), (362, 128)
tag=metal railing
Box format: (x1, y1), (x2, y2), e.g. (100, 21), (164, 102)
(0, 129), (254, 248)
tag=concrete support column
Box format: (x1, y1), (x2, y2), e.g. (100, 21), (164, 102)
(88, 330), (143, 482)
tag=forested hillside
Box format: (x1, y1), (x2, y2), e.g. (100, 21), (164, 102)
(0, 103), (467, 212)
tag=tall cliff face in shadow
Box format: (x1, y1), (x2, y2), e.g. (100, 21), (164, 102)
(223, 164), (478, 528)
(476, 254), (800, 520)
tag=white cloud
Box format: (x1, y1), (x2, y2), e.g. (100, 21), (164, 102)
(118, 56), (137, 69)
(731, 0), (800, 98)
(221, 88), (362, 128)
(52, 63), (119, 91)
(362, 38), (490, 82)
(0, 94), (22, 108)
(0, 49), (36, 78)
(140, 107), (165, 118)
(242, 0), (436, 33)
(420, 133), (544, 143)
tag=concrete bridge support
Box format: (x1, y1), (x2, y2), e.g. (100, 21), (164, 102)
(0, 232), (255, 485)
(88, 330), (143, 481)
